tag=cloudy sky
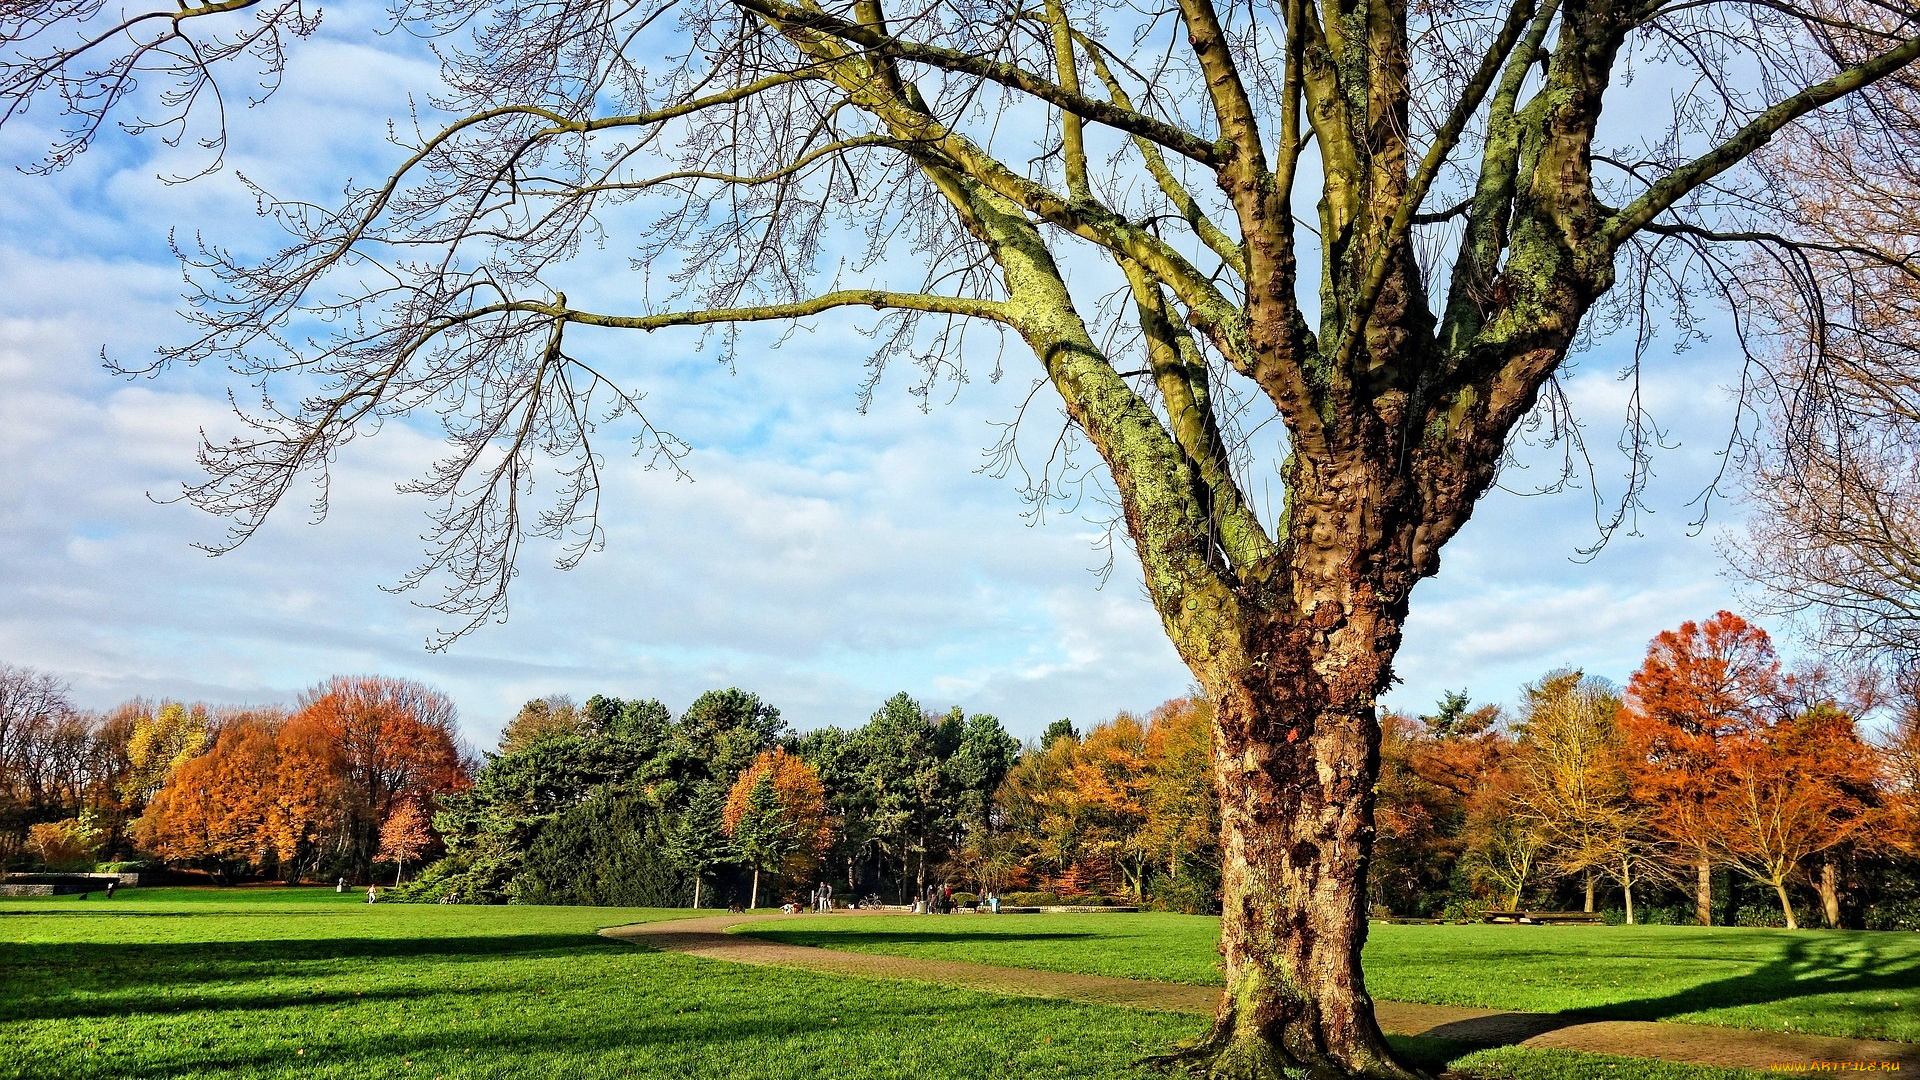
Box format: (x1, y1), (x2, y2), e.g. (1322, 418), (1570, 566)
(0, 13), (1769, 749)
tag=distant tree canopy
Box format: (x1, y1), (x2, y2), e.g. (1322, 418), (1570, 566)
(132, 676), (469, 883)
(7, 640), (1920, 935)
(407, 687), (1020, 907)
(513, 791), (689, 907)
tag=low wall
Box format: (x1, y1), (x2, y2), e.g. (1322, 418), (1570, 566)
(988, 905), (1140, 914)
(0, 873), (138, 894)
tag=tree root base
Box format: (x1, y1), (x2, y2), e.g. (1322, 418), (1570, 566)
(1139, 1016), (1427, 1080)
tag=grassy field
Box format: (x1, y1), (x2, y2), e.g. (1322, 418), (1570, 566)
(742, 914), (1920, 1041)
(0, 889), (1783, 1080)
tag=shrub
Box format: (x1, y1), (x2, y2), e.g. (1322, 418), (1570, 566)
(94, 860), (157, 874)
(1639, 905), (1693, 926)
(1003, 891), (1065, 906)
(951, 892), (979, 906)
(1146, 875), (1219, 915)
(1863, 898), (1920, 932)
(1734, 904), (1789, 928)
(1439, 898), (1488, 923)
(394, 855), (488, 904)
(26, 814), (105, 871)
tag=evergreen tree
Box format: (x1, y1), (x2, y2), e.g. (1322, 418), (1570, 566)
(728, 774), (795, 910)
(663, 780), (735, 909)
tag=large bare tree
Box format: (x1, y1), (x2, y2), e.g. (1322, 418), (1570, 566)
(1721, 61), (1920, 671)
(7, 0), (1920, 1074)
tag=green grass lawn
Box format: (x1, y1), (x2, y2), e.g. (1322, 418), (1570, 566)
(741, 914), (1920, 1042)
(0, 889), (1778, 1080)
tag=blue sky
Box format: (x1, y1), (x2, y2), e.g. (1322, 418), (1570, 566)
(0, 14), (1766, 749)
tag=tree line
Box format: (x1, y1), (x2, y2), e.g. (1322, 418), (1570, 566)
(6, 609), (1918, 925)
(1374, 613), (1920, 930)
(0, 672), (469, 884)
(409, 689), (1034, 907)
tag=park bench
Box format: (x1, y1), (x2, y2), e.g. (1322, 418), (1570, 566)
(1482, 910), (1604, 925)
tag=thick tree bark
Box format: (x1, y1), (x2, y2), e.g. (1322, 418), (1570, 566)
(1584, 873), (1595, 913)
(1158, 554), (1422, 1079)
(1695, 857), (1713, 926)
(1183, 682), (1410, 1080)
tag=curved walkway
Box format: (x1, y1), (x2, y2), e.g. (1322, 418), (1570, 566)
(602, 912), (1920, 1072)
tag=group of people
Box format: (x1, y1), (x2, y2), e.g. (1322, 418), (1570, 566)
(781, 882), (837, 914)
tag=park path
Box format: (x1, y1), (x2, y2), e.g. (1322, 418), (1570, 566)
(601, 912), (1920, 1073)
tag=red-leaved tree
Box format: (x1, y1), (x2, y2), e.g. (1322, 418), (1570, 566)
(1620, 612), (1782, 925)
(286, 677), (469, 879)
(1706, 704), (1877, 928)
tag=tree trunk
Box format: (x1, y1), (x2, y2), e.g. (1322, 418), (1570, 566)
(1773, 879), (1799, 930)
(750, 866), (760, 911)
(1818, 859), (1841, 929)
(1623, 875), (1636, 926)
(1165, 666), (1417, 1080)
(394, 860), (404, 888)
(692, 875), (703, 910)
(1583, 872), (1595, 913)
(1695, 856), (1712, 926)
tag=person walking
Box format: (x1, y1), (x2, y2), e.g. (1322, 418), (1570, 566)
(104, 880), (116, 899)
(988, 890), (1000, 915)
(821, 881), (833, 912)
(366, 884), (378, 904)
(337, 877), (347, 894)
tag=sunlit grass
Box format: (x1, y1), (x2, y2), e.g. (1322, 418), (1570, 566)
(741, 914), (1920, 1041)
(1, 889), (1200, 1080)
(1, 888), (1787, 1080)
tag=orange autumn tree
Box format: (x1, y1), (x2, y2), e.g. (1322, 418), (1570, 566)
(1066, 713), (1154, 899)
(723, 748), (830, 908)
(996, 701), (1222, 904)
(137, 715), (282, 879)
(1140, 697), (1219, 898)
(1707, 703), (1879, 928)
(1883, 687), (1920, 861)
(376, 801), (435, 886)
(1620, 612), (1782, 925)
(269, 719), (347, 883)
(1371, 695), (1509, 916)
(287, 676), (469, 879)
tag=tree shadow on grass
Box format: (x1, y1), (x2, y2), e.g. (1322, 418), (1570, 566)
(18, 951), (1200, 1080)
(0, 933), (614, 1023)
(1413, 934), (1920, 1052)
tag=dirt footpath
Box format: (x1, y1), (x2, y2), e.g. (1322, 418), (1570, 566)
(602, 912), (1920, 1072)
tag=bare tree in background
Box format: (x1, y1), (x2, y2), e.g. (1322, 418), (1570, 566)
(1723, 62), (1920, 668)
(0, 664), (77, 854)
(7, 0), (1920, 1074)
